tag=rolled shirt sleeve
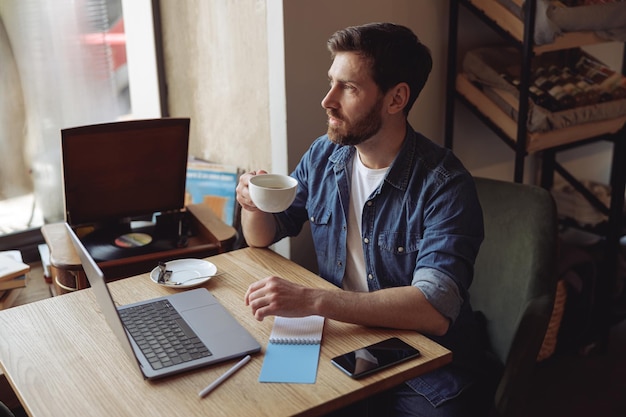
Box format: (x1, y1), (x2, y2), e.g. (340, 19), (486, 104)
(412, 267), (463, 323)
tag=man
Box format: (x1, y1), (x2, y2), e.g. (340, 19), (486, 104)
(237, 22), (496, 416)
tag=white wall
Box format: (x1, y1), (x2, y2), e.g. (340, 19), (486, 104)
(160, 0), (271, 171)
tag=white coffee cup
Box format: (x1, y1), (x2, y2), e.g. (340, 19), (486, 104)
(248, 174), (298, 213)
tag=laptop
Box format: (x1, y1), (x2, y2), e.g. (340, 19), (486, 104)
(65, 223), (261, 380)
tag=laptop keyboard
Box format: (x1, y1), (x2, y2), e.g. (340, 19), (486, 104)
(119, 300), (212, 370)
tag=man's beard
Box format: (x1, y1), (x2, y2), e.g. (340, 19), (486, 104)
(327, 98), (383, 146)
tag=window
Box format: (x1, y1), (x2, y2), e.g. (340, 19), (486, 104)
(0, 0), (162, 258)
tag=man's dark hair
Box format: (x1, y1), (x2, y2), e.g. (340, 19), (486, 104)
(327, 22), (432, 115)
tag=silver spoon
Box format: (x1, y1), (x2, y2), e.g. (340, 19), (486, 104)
(165, 272), (225, 286)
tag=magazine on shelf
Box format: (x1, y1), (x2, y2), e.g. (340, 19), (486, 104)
(185, 158), (241, 227)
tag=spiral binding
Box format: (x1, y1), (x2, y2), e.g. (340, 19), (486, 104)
(268, 315), (325, 345)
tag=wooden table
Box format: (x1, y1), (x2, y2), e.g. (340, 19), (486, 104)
(0, 248), (452, 417)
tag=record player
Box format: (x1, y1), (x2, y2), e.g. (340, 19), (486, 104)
(49, 118), (236, 287)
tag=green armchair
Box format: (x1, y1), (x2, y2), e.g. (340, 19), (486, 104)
(472, 177), (559, 417)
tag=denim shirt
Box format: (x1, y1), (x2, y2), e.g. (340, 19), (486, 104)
(272, 125), (486, 406)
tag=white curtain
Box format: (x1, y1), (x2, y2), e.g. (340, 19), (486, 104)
(0, 15), (28, 200)
(0, 0), (125, 228)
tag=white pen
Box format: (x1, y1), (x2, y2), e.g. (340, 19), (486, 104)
(198, 355), (251, 398)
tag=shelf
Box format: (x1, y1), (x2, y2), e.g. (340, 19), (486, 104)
(467, 0), (609, 54)
(448, 0), (626, 352)
(456, 73), (626, 153)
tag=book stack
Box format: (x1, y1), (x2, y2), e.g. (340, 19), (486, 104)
(0, 250), (30, 309)
(500, 56), (626, 112)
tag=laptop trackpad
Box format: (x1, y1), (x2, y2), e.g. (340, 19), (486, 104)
(170, 288), (218, 312)
(181, 304), (260, 356)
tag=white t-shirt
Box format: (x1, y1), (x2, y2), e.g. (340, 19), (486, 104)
(342, 153), (388, 292)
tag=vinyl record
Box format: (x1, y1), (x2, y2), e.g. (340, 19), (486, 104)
(114, 232), (153, 248)
(78, 219), (187, 262)
(84, 239), (134, 261)
(81, 227), (156, 261)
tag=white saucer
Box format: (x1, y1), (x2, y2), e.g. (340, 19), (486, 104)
(150, 259), (218, 288)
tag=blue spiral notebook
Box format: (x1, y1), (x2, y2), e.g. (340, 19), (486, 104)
(259, 315), (325, 383)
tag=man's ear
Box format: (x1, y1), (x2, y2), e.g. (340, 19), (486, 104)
(386, 82), (410, 115)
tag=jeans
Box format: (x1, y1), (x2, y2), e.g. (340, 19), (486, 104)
(326, 381), (493, 417)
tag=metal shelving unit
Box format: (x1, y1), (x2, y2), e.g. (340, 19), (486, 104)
(444, 0), (626, 347)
